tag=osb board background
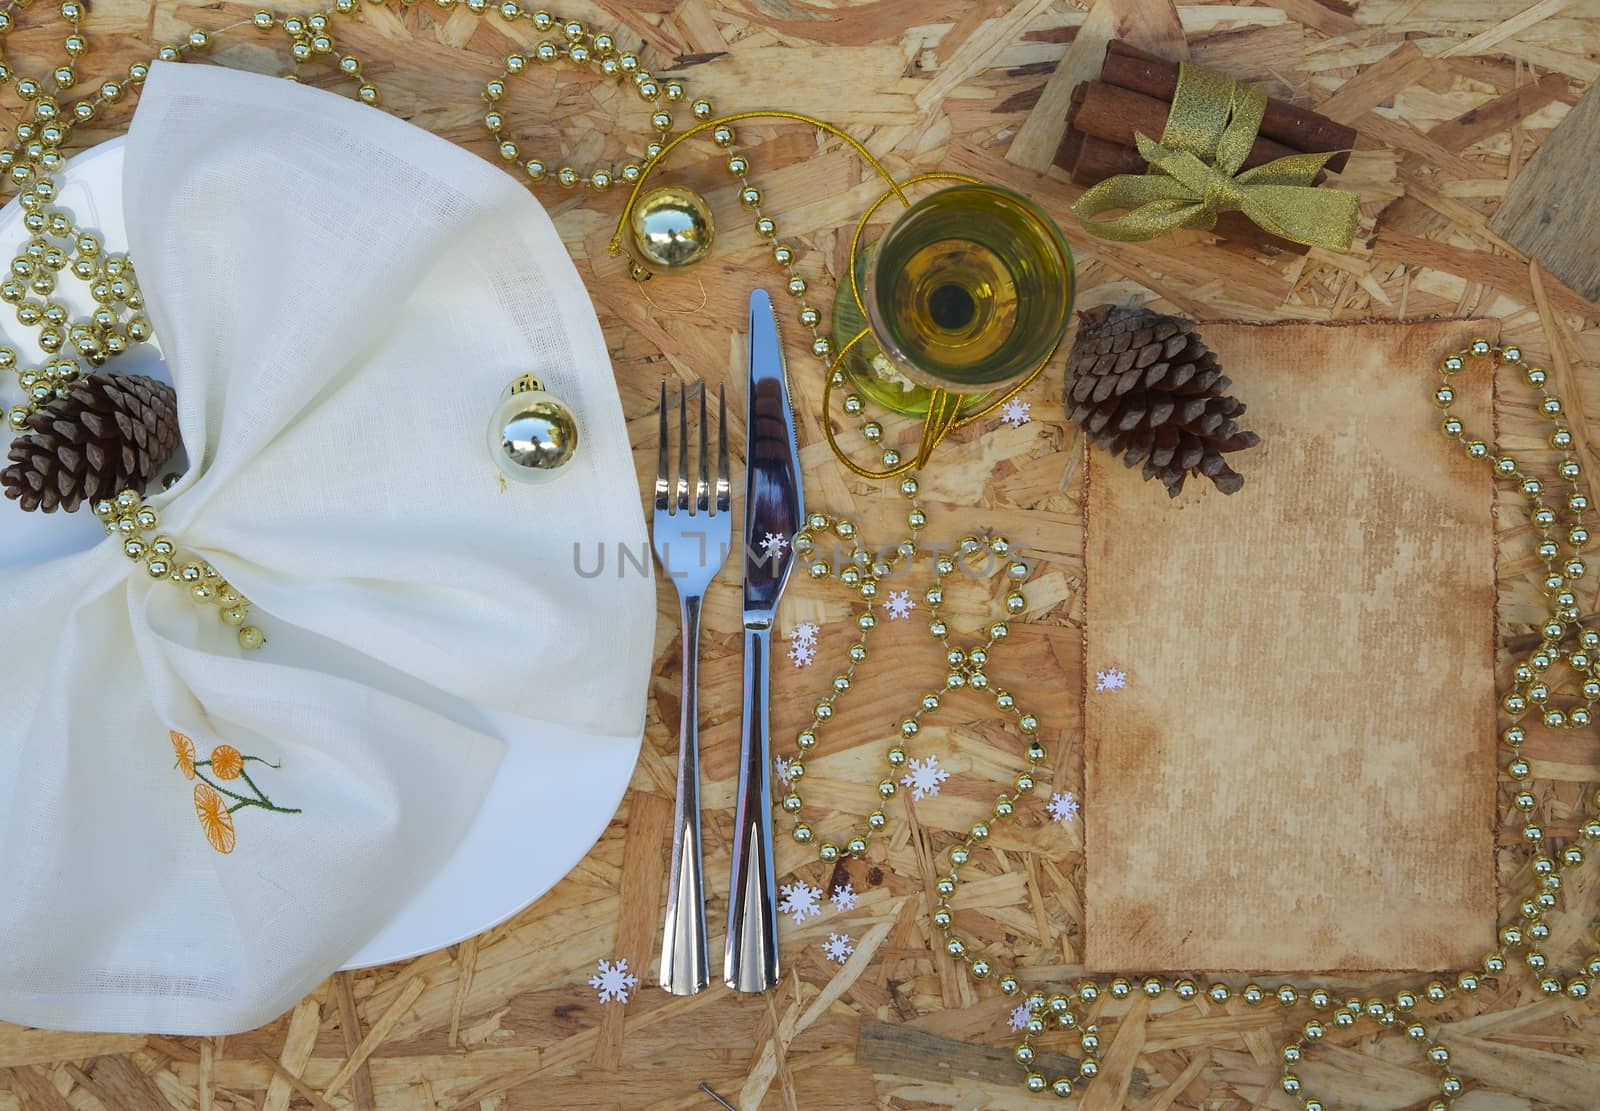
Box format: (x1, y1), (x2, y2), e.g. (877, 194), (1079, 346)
(0, 0), (1597, 1109)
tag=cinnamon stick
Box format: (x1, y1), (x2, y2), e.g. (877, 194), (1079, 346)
(1062, 130), (1146, 185)
(1067, 81), (1305, 171)
(1102, 40), (1356, 172)
(1060, 87), (1326, 192)
(1209, 211), (1310, 257)
(1053, 82), (1091, 171)
(1057, 68), (1323, 256)
(1055, 116), (1086, 179)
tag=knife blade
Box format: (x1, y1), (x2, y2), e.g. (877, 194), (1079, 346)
(741, 290), (805, 612)
(725, 288), (803, 993)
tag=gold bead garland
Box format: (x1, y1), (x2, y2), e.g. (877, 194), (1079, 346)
(0, 0), (265, 643)
(0, 6), (1596, 1105)
(612, 120), (1046, 478)
(767, 340), (1600, 1107)
(332, 0), (998, 477)
(772, 489), (1102, 1098)
(475, 10), (677, 191)
(776, 496), (1041, 865)
(90, 489), (265, 649)
(0, 0), (932, 490)
(0, 0), (152, 436)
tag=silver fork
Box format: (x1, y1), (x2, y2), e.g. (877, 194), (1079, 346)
(653, 380), (731, 996)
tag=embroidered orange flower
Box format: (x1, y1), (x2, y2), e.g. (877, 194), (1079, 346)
(171, 731), (196, 780)
(210, 745), (244, 780)
(167, 729), (298, 850)
(194, 783), (237, 855)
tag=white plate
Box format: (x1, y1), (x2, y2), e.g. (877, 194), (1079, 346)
(0, 137), (643, 969)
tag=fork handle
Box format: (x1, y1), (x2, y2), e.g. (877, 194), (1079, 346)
(725, 624), (781, 993)
(660, 593), (710, 996)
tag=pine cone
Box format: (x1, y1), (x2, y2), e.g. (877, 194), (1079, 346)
(3, 373), (179, 513)
(1065, 306), (1260, 497)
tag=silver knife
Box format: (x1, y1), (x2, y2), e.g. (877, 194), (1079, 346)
(725, 288), (804, 993)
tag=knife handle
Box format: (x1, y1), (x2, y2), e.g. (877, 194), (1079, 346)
(724, 625), (781, 992)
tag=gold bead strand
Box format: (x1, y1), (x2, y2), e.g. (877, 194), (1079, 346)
(0, 0), (87, 186)
(0, 4), (241, 642)
(482, 10), (654, 191)
(0, 6), (1590, 1101)
(710, 127), (832, 367)
(1433, 341), (1600, 996)
(781, 527), (869, 852)
(777, 494), (1066, 1097)
(711, 124), (838, 371)
(786, 506), (932, 861)
(777, 332), (1600, 1107)
(1289, 1000), (1464, 1111)
(0, 5), (151, 432)
(258, 6), (376, 101)
(0, 4), (14, 91)
(778, 512), (889, 856)
(93, 490), (266, 649)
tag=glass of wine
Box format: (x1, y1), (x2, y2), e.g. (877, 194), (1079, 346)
(831, 183), (1074, 418)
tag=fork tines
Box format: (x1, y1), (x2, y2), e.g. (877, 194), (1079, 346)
(655, 380), (728, 519)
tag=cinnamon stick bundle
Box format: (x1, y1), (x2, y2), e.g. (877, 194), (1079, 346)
(1065, 81), (1307, 172)
(1057, 40), (1359, 255)
(1099, 41), (1355, 172)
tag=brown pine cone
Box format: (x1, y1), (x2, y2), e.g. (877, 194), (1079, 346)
(3, 373), (179, 513)
(1065, 305), (1260, 497)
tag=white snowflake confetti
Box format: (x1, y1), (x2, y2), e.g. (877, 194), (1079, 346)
(899, 755), (950, 801)
(778, 881), (824, 925)
(883, 589), (916, 620)
(1000, 398), (1032, 427)
(1048, 791), (1081, 824)
(1095, 667), (1127, 692)
(787, 640), (817, 668)
(822, 932), (855, 964)
(830, 883), (858, 912)
(1008, 1002), (1033, 1032)
(761, 532), (790, 556)
(588, 958), (639, 1004)
(775, 754), (793, 784)
(790, 620), (819, 646)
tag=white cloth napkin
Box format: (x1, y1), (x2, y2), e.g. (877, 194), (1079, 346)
(0, 62), (654, 1034)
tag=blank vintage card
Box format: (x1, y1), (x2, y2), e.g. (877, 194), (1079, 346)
(1084, 318), (1499, 973)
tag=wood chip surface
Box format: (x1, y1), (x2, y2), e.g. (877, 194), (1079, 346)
(2, 1), (1598, 1108)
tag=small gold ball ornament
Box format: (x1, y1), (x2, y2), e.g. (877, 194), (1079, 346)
(629, 184), (714, 269)
(489, 374), (580, 482)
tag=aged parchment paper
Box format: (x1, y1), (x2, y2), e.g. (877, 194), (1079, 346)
(1084, 318), (1499, 973)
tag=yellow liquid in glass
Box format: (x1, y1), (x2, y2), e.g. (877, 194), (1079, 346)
(833, 184), (1073, 416)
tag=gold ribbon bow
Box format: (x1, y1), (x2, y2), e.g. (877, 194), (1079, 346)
(1071, 63), (1359, 251)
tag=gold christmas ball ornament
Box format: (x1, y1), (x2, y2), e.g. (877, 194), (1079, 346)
(489, 374), (580, 483)
(629, 184), (714, 269)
